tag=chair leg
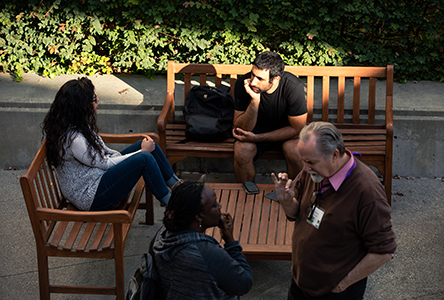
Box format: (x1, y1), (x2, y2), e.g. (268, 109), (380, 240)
(385, 157), (392, 206)
(114, 224), (125, 300)
(37, 247), (51, 299)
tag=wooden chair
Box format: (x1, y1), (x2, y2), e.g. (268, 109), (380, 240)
(20, 133), (158, 299)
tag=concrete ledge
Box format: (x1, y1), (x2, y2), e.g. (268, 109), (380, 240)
(1, 72), (443, 178)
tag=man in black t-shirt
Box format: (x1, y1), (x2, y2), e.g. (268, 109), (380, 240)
(233, 51), (307, 182)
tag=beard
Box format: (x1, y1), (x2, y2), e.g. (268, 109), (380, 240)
(308, 171), (324, 183)
(249, 85), (263, 94)
(249, 82), (273, 94)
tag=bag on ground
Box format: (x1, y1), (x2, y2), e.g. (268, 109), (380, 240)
(126, 237), (163, 300)
(183, 85), (235, 142)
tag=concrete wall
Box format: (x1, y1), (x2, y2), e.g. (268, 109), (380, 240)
(1, 72), (443, 178)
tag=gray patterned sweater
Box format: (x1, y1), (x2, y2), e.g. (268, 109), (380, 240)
(56, 131), (139, 210)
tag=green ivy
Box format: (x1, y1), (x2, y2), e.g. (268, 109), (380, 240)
(0, 0), (443, 82)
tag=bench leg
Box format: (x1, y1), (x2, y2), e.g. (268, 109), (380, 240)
(36, 247), (51, 299)
(384, 156), (392, 206)
(384, 174), (392, 206)
(114, 224), (125, 300)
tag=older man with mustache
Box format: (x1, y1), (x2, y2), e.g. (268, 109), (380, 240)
(272, 121), (397, 300)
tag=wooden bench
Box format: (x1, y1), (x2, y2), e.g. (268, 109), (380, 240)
(157, 61), (394, 204)
(20, 133), (158, 300)
(206, 183), (293, 260)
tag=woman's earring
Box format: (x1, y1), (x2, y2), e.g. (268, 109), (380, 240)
(198, 221), (202, 228)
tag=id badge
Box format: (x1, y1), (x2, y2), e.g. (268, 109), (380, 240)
(306, 206), (325, 229)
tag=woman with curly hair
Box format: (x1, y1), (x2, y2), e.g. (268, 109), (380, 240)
(42, 77), (181, 211)
(153, 178), (253, 299)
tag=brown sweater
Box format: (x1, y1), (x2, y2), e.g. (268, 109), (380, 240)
(290, 159), (397, 297)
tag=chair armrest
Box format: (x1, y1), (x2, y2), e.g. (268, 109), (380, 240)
(99, 132), (159, 144)
(36, 207), (132, 223)
(157, 91), (175, 132)
(157, 91), (175, 151)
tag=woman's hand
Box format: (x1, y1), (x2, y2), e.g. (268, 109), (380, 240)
(141, 136), (155, 152)
(219, 213), (235, 244)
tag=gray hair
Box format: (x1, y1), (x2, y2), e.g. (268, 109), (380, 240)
(299, 122), (345, 159)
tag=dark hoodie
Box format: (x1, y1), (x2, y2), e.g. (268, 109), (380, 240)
(153, 226), (253, 300)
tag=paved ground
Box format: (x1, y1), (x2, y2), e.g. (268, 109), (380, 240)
(0, 168), (443, 299)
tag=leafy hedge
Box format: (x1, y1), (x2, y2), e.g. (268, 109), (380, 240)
(1, 0), (443, 82)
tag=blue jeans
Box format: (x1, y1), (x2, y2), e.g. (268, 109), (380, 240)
(90, 140), (178, 211)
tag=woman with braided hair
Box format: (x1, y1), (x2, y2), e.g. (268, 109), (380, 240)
(42, 77), (181, 211)
(153, 178), (253, 299)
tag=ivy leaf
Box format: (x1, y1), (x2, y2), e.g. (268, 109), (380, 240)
(92, 18), (102, 34)
(128, 30), (136, 44)
(88, 35), (96, 46)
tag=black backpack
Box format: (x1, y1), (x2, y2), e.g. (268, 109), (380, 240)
(183, 85), (235, 142)
(126, 232), (163, 300)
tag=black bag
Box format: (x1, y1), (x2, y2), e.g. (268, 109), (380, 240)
(126, 232), (163, 300)
(183, 85), (235, 142)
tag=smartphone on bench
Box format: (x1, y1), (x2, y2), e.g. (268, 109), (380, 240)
(242, 181), (259, 195)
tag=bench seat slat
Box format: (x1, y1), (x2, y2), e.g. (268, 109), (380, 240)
(49, 221), (69, 249)
(231, 190), (245, 242)
(257, 198), (271, 244)
(89, 223), (108, 252)
(266, 201), (280, 245)
(239, 195), (255, 244)
(77, 222), (97, 251)
(166, 144), (386, 153)
(63, 222), (83, 251)
(248, 193), (264, 244)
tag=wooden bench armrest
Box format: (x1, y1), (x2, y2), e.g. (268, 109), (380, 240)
(36, 207), (132, 223)
(157, 91), (175, 151)
(99, 132), (159, 144)
(157, 92), (175, 132)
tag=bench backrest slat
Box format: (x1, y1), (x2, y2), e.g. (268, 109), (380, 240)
(368, 77), (376, 124)
(167, 61), (393, 127)
(322, 76), (330, 122)
(338, 76), (345, 123)
(353, 76), (361, 124)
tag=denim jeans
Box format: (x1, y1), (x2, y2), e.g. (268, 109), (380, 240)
(90, 140), (178, 211)
(287, 277), (367, 300)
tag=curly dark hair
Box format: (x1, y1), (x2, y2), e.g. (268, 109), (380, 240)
(163, 182), (205, 232)
(252, 51), (285, 83)
(42, 77), (103, 168)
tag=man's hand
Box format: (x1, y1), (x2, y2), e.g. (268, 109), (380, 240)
(232, 127), (256, 142)
(244, 78), (261, 105)
(331, 252), (393, 293)
(271, 172), (296, 204)
(141, 135), (155, 152)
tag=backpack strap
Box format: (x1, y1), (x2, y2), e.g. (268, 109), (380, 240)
(149, 226), (165, 299)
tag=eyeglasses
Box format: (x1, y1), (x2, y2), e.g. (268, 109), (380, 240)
(305, 191), (320, 221)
